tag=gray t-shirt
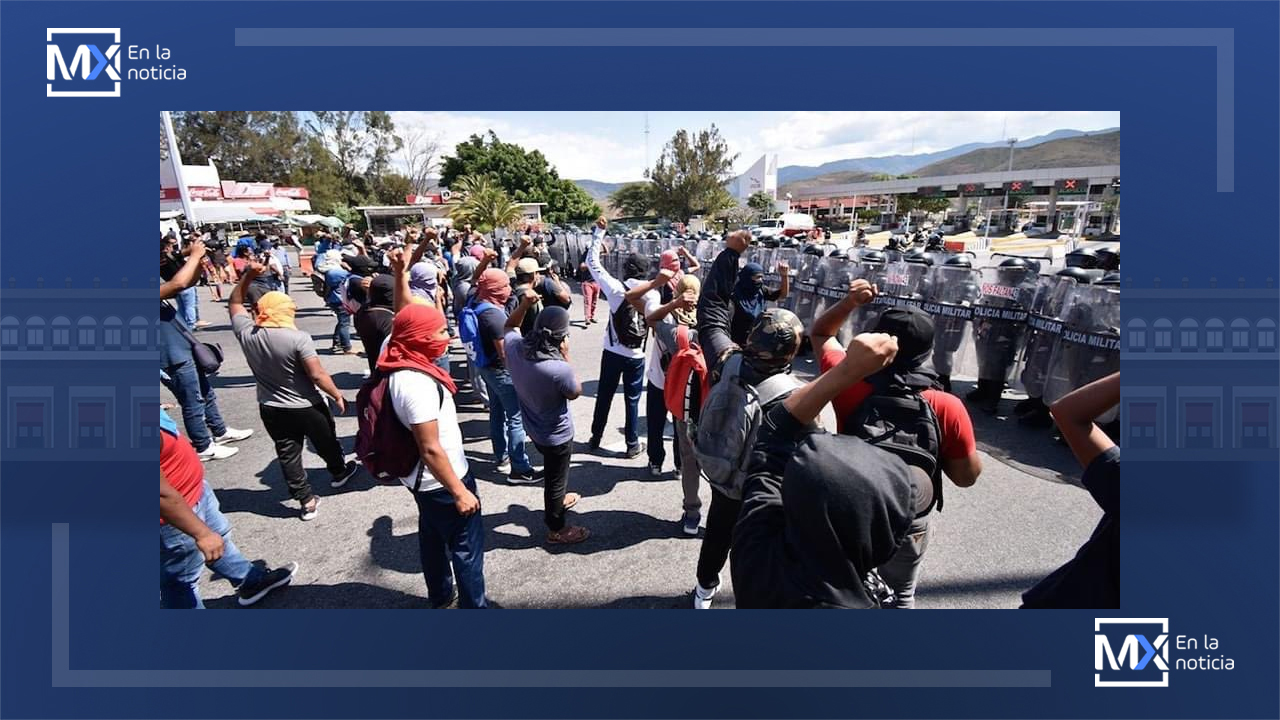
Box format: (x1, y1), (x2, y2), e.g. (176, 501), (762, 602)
(231, 313), (322, 409)
(503, 330), (577, 446)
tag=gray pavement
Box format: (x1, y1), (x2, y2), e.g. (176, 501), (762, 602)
(187, 271), (1100, 610)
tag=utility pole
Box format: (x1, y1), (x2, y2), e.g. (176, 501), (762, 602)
(1002, 137), (1018, 212)
(643, 112), (650, 178)
(161, 111), (196, 227)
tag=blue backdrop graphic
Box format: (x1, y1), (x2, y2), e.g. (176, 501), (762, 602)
(2, 1), (1278, 718)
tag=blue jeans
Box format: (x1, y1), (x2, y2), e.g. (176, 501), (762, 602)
(177, 286), (200, 326)
(160, 482), (262, 609)
(329, 302), (352, 350)
(477, 366), (533, 473)
(412, 475), (487, 608)
(162, 358), (227, 452)
(590, 350), (645, 447)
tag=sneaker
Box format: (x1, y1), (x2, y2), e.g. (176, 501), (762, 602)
(496, 458), (512, 475)
(237, 561), (298, 606)
(624, 442), (646, 459)
(508, 468), (545, 485)
(693, 580), (719, 609)
(213, 427), (254, 444)
(194, 320), (212, 329)
(197, 443), (239, 462)
(300, 496), (319, 521)
(587, 436), (602, 453)
(681, 512), (701, 537)
(330, 460), (360, 489)
(648, 464), (663, 478)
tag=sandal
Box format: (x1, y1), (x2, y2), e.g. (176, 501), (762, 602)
(562, 492), (580, 510)
(547, 525), (590, 545)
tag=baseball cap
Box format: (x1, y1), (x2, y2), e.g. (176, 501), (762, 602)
(515, 257), (546, 275)
(871, 305), (934, 369)
(743, 308), (804, 373)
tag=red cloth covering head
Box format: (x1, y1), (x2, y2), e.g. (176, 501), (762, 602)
(376, 304), (457, 394)
(659, 249), (683, 294)
(476, 268), (512, 306)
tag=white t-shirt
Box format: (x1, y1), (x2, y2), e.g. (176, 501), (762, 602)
(387, 369), (469, 493)
(645, 291), (668, 389)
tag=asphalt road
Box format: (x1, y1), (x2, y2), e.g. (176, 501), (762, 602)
(188, 269), (1100, 610)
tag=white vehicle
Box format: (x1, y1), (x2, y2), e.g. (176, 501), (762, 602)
(755, 213), (815, 239)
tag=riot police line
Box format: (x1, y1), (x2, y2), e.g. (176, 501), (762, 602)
(520, 229), (1120, 432)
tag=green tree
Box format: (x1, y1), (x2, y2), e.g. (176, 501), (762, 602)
(439, 131), (600, 225)
(746, 191), (776, 219)
(855, 207), (881, 222)
(896, 195), (951, 216)
(609, 182), (656, 217)
(448, 175), (524, 232)
(648, 125), (739, 223)
(307, 111), (404, 206)
(174, 111), (308, 182)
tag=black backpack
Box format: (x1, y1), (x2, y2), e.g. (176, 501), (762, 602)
(846, 378), (943, 517)
(609, 300), (648, 350)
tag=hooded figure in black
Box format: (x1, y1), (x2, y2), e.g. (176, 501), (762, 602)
(731, 405), (916, 608)
(354, 274), (396, 372)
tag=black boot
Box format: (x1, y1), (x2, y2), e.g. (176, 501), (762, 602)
(966, 379), (1003, 414)
(1014, 396), (1043, 417)
(1018, 402), (1053, 428)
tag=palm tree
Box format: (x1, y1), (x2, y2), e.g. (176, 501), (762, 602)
(448, 175), (523, 232)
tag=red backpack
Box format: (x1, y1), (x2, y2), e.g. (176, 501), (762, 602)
(664, 325), (709, 422)
(355, 370), (433, 484)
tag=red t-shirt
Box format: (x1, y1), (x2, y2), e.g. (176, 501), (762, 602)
(160, 429), (205, 523)
(819, 345), (977, 460)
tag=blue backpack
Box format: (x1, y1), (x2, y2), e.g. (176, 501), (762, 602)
(458, 300), (498, 368)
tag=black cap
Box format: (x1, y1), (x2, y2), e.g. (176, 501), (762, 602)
(872, 305), (935, 368)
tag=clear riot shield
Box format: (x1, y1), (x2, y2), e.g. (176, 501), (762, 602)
(853, 260), (932, 336)
(790, 251), (825, 328)
(1043, 283), (1121, 421)
(770, 247), (800, 311)
(970, 265), (1039, 384)
(1016, 274), (1080, 401)
(695, 239), (719, 280)
(611, 237), (631, 277)
(843, 258), (891, 338)
(923, 264), (980, 382)
(813, 255), (857, 344)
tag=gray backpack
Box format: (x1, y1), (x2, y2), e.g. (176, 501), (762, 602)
(692, 353), (801, 500)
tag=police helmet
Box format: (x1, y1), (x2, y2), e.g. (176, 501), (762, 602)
(1096, 247), (1120, 271)
(904, 250), (933, 266)
(1064, 247), (1100, 269)
(1055, 266), (1094, 284)
(943, 254), (973, 269)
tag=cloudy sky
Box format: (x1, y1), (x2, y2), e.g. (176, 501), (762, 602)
(389, 110), (1120, 184)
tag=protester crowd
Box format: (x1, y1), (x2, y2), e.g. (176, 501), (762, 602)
(158, 219), (1119, 611)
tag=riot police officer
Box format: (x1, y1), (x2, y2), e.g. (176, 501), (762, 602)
(1015, 266), (1093, 427)
(924, 254), (979, 393)
(967, 256), (1038, 413)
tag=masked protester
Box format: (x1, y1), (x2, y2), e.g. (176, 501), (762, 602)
(469, 268), (542, 484)
(228, 268), (357, 522)
(690, 230), (806, 609)
(646, 274), (704, 535)
(730, 261), (790, 344)
(502, 302), (590, 545)
(809, 288), (983, 608)
(731, 330), (914, 608)
(355, 274), (397, 374)
(450, 255), (488, 410)
(380, 302), (487, 609)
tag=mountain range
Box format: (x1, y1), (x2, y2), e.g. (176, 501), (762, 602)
(572, 127), (1120, 206)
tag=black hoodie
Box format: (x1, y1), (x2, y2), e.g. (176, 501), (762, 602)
(731, 403), (916, 609)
